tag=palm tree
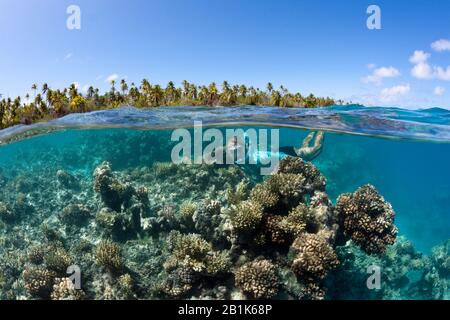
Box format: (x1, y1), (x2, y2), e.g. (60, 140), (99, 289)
(69, 83), (78, 99)
(110, 80), (116, 94)
(165, 81), (177, 104)
(147, 85), (163, 106)
(31, 84), (37, 98)
(141, 79), (151, 96)
(87, 86), (95, 99)
(42, 83), (49, 95)
(208, 82), (218, 105)
(181, 80), (190, 97)
(239, 85), (247, 98)
(120, 79), (128, 96)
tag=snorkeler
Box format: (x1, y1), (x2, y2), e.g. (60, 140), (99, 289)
(201, 130), (324, 165)
(279, 131), (324, 161)
(227, 130), (325, 164)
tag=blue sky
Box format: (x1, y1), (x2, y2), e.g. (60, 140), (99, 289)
(1, 0), (450, 108)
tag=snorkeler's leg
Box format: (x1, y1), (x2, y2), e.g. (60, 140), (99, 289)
(294, 131), (325, 161)
(308, 130), (324, 158)
(301, 132), (315, 148)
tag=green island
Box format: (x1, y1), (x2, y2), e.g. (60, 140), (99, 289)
(0, 80), (342, 129)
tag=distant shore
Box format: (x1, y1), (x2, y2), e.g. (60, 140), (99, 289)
(0, 80), (344, 130)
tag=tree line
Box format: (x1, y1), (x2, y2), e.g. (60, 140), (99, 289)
(0, 79), (343, 129)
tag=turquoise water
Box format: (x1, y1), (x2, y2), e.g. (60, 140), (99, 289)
(1, 126), (449, 253)
(0, 105), (449, 300)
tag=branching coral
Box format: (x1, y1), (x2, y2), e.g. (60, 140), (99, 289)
(226, 180), (251, 206)
(291, 233), (339, 284)
(266, 173), (307, 201)
(51, 277), (85, 300)
(229, 200), (264, 232)
(250, 184), (279, 210)
(23, 266), (57, 299)
(165, 231), (231, 276)
(117, 274), (135, 299)
(234, 259), (280, 299)
(336, 184), (397, 255)
(28, 246), (46, 265)
(45, 247), (73, 276)
(263, 203), (317, 245)
(161, 231), (231, 298)
(95, 240), (124, 273)
(277, 156), (326, 193)
(179, 200), (197, 221)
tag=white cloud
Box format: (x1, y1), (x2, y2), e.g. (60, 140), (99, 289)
(367, 63), (376, 69)
(409, 50), (430, 64)
(411, 62), (434, 79)
(72, 82), (80, 89)
(409, 49), (450, 81)
(434, 86), (445, 96)
(431, 39), (450, 52)
(409, 50), (433, 80)
(106, 74), (119, 83)
(381, 84), (410, 102)
(362, 66), (400, 85)
(435, 66), (450, 81)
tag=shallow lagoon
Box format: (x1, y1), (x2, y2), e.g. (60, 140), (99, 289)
(0, 106), (448, 300)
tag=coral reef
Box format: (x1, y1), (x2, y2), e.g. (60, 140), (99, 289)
(95, 240), (124, 274)
(0, 129), (446, 302)
(56, 170), (80, 190)
(60, 204), (91, 226)
(93, 162), (135, 212)
(235, 259), (280, 299)
(51, 277), (85, 300)
(44, 247), (73, 276)
(291, 233), (339, 283)
(229, 200), (264, 232)
(23, 266), (57, 299)
(164, 231), (230, 276)
(336, 184), (397, 254)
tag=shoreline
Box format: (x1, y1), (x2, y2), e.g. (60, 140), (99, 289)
(0, 80), (342, 130)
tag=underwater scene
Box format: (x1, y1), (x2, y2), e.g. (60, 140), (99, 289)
(0, 105), (449, 300)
